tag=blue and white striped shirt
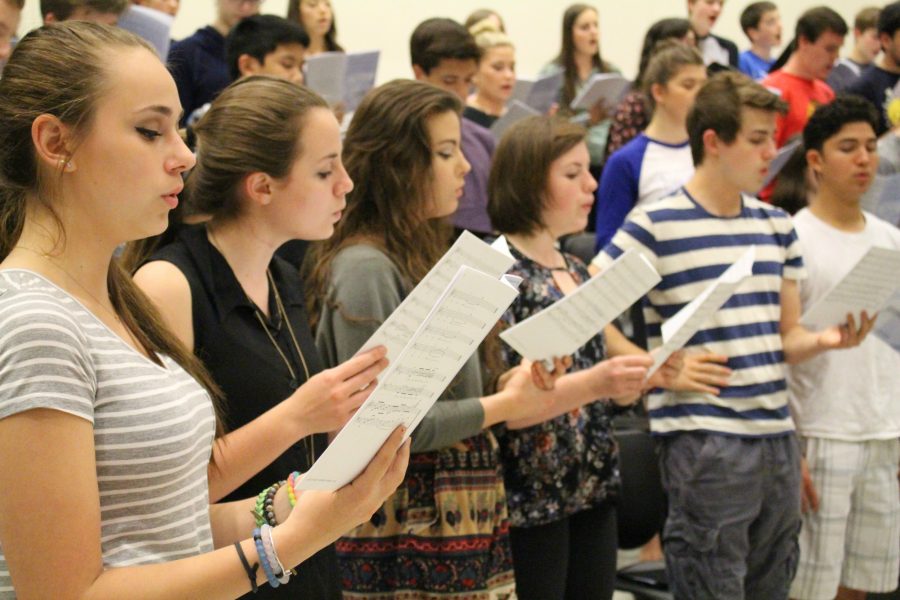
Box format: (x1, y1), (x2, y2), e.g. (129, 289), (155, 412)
(593, 189), (806, 437)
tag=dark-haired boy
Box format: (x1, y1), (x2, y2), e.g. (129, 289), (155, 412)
(762, 6), (848, 147)
(788, 95), (900, 600)
(827, 6), (882, 92)
(410, 17), (495, 238)
(226, 14), (308, 85)
(738, 1), (782, 80)
(41, 0), (127, 24)
(848, 2), (900, 136)
(592, 72), (873, 599)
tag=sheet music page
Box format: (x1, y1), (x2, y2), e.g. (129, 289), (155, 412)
(490, 100), (540, 140)
(876, 174), (900, 227)
(117, 5), (173, 59)
(758, 139), (801, 192)
(297, 266), (520, 490)
(359, 231), (515, 363)
(648, 246), (756, 377)
(510, 78), (536, 106)
(875, 289), (900, 353)
(500, 249), (660, 361)
(570, 73), (630, 111)
(801, 246), (900, 328)
(304, 52), (346, 105)
(342, 50), (379, 112)
(523, 71), (563, 114)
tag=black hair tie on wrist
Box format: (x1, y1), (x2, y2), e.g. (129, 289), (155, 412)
(234, 541), (259, 593)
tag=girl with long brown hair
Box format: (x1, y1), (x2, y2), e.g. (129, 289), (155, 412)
(306, 78), (563, 599)
(0, 22), (406, 599)
(541, 3), (620, 168)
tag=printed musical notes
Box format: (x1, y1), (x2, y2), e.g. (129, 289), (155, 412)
(297, 266), (520, 490)
(801, 246), (900, 329)
(358, 231), (515, 363)
(500, 249), (660, 362)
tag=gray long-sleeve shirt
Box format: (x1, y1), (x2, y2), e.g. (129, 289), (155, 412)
(315, 244), (486, 453)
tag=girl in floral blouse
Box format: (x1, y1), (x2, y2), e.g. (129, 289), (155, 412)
(487, 116), (680, 600)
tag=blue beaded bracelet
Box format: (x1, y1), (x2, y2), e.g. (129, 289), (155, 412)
(253, 528), (279, 588)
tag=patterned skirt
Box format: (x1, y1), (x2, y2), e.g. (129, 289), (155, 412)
(338, 430), (516, 599)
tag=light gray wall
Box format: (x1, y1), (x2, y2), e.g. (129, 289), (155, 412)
(17, 0), (878, 82)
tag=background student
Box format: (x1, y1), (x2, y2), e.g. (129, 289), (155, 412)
(40, 0), (127, 24)
(738, 1), (782, 80)
(762, 6), (847, 147)
(225, 14), (307, 85)
(305, 79), (565, 599)
(0, 0), (21, 72)
(168, 0), (262, 126)
(604, 17), (696, 160)
(464, 20), (516, 129)
(287, 0), (342, 55)
(542, 3), (621, 170)
(410, 17), (495, 238)
(827, 6), (881, 92)
(594, 42), (706, 250)
(688, 0), (738, 69)
(464, 7), (505, 33)
(787, 94), (900, 600)
(0, 21), (407, 599)
(848, 1), (900, 136)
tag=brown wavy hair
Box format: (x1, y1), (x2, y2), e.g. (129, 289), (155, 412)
(0, 22), (223, 428)
(305, 79), (461, 328)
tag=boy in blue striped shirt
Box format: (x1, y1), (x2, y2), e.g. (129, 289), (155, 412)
(592, 71), (875, 600)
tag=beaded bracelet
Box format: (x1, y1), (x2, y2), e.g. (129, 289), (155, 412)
(261, 523), (292, 584)
(253, 527), (280, 588)
(253, 480), (285, 527)
(286, 471), (300, 507)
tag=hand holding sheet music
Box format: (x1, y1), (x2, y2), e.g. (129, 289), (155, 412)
(647, 246), (756, 378)
(801, 246), (900, 328)
(569, 73), (630, 111)
(500, 249), (661, 362)
(510, 71), (563, 114)
(490, 101), (540, 140)
(297, 266), (520, 490)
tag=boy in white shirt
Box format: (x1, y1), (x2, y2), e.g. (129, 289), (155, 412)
(789, 95), (900, 600)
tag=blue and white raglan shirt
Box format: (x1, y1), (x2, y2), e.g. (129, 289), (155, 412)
(594, 134), (694, 250)
(592, 189), (806, 437)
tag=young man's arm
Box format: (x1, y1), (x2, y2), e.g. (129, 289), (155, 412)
(779, 278), (876, 364)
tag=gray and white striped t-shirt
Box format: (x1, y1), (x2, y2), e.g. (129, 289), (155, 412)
(0, 270), (216, 597)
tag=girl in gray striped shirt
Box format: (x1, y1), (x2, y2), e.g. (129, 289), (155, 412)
(0, 22), (408, 599)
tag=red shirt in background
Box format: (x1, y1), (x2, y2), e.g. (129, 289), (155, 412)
(762, 70), (835, 148)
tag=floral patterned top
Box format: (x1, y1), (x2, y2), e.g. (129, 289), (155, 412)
(494, 243), (621, 528)
(605, 89), (650, 160)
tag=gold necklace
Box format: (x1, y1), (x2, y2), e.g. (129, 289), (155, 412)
(252, 269), (315, 469)
(14, 245), (146, 350)
(207, 230), (317, 467)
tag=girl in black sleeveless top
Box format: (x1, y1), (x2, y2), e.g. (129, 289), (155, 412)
(131, 76), (387, 599)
